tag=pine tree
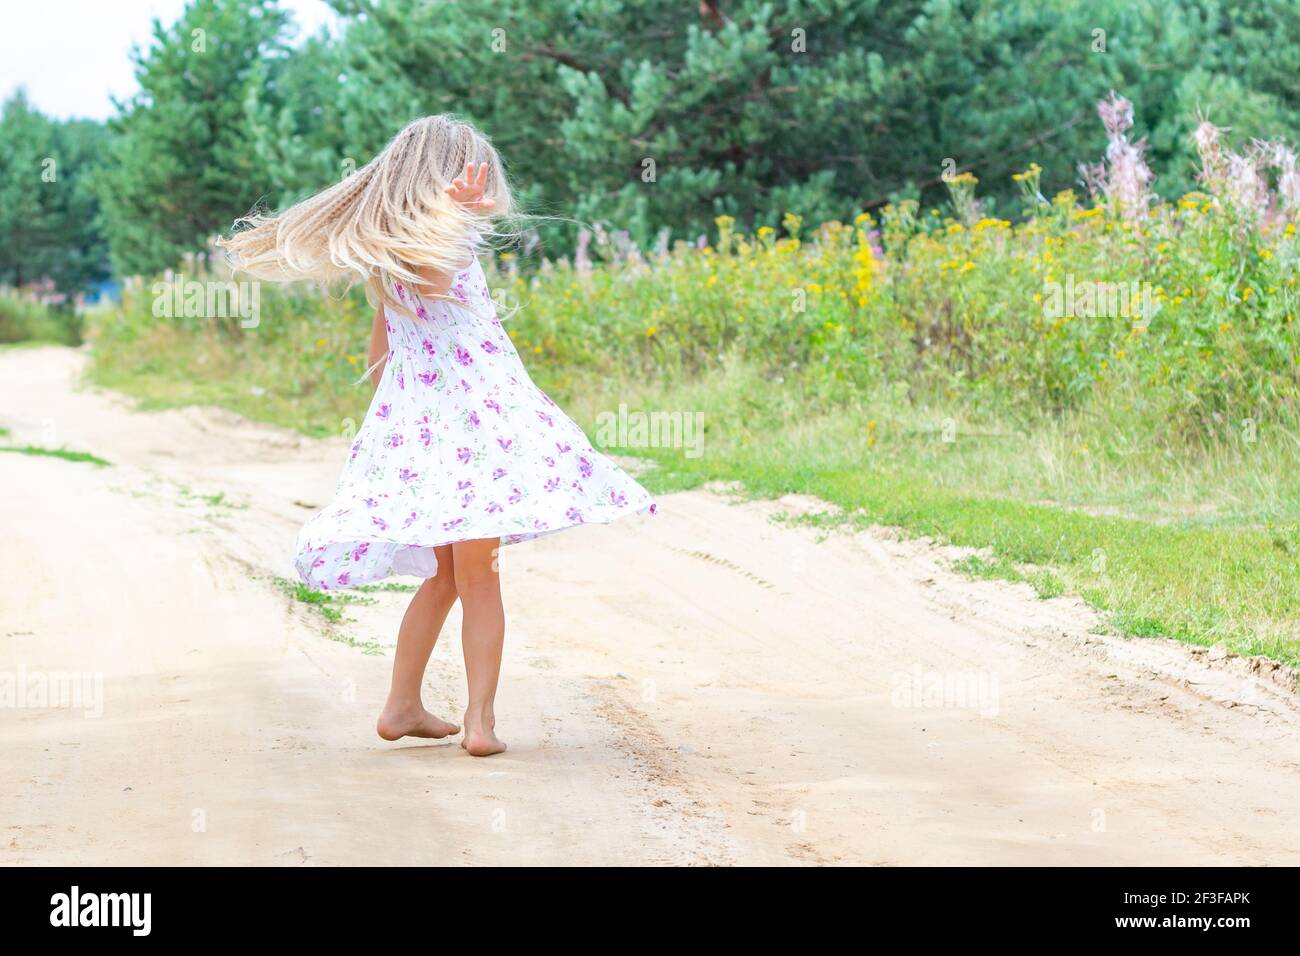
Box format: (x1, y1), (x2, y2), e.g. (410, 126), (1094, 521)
(93, 0), (291, 276)
(0, 92), (110, 293)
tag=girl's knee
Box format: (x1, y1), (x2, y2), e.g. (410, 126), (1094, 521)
(452, 566), (498, 601)
(451, 539), (499, 597)
(423, 572), (458, 602)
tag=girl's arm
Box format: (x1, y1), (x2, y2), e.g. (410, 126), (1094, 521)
(368, 303), (388, 390)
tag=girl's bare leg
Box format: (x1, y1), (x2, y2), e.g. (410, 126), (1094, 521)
(376, 545), (461, 740)
(451, 537), (507, 756)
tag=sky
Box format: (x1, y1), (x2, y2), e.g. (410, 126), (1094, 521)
(0, 0), (340, 121)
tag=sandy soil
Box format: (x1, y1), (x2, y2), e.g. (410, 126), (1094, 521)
(2, 345), (1299, 866)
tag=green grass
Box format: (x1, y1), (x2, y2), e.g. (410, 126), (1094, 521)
(325, 632), (387, 655)
(953, 555), (1066, 600)
(0, 445), (111, 467)
(271, 576), (387, 654)
(272, 576), (377, 626)
(0, 293), (80, 345)
(89, 358), (352, 439)
(179, 487), (245, 509)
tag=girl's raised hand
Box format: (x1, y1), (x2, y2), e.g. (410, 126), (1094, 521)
(445, 162), (496, 211)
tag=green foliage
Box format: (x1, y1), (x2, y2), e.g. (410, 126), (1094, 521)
(12, 0), (1300, 280)
(92, 0), (292, 276)
(0, 91), (110, 294)
(87, 271), (376, 436)
(496, 194), (1300, 449)
(243, 0), (1300, 254)
(0, 291), (79, 344)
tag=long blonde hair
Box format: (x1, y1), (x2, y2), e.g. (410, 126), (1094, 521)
(218, 114), (515, 312)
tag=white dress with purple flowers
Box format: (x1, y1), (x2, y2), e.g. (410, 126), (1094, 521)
(294, 259), (656, 590)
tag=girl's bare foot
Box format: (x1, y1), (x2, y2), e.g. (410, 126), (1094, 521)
(461, 709), (506, 756)
(376, 702), (460, 741)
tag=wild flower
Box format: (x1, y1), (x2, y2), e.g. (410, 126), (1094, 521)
(1078, 91), (1156, 220)
(945, 171), (982, 226)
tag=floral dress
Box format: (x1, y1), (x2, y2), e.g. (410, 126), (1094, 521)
(294, 258), (655, 590)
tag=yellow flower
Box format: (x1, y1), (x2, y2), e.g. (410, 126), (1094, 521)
(645, 325), (657, 337)
(1011, 163), (1042, 182)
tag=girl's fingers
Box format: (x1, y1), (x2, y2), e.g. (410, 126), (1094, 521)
(445, 163), (492, 207)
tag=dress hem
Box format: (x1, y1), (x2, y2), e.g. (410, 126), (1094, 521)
(296, 500), (656, 591)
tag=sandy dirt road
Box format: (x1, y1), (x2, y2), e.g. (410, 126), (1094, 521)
(2, 345), (1299, 866)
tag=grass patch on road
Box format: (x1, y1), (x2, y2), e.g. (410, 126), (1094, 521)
(273, 575), (377, 625)
(0, 444), (111, 467)
(271, 576), (389, 655)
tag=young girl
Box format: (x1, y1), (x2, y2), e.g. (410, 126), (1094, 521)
(221, 116), (654, 756)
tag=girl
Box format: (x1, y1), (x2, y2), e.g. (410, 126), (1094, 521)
(221, 116), (654, 756)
